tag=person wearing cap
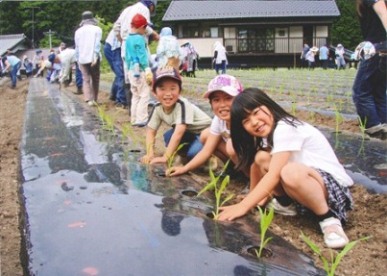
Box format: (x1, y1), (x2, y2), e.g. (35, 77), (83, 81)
(125, 13), (153, 126)
(166, 74), (254, 178)
(113, 0), (159, 85)
(1, 54), (21, 88)
(335, 44), (346, 69)
(75, 11), (102, 106)
(140, 66), (212, 165)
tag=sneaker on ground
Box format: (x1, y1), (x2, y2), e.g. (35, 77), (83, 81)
(365, 124), (387, 140)
(115, 102), (128, 109)
(266, 198), (297, 216)
(87, 100), (97, 107)
(319, 217), (349, 249)
(132, 122), (147, 128)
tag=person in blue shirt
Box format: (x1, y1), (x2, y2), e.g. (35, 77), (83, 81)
(125, 13), (153, 127)
(2, 55), (21, 88)
(319, 44), (330, 69)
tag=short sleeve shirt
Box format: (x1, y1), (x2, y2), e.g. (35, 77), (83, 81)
(209, 115), (230, 142)
(147, 97), (212, 134)
(271, 120), (353, 187)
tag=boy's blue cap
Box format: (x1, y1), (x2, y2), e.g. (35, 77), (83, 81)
(48, 53), (56, 63)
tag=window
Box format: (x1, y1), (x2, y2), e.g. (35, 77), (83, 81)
(182, 25), (200, 38)
(237, 28), (274, 53)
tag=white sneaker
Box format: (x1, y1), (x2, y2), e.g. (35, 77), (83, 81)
(87, 100), (97, 107)
(319, 217), (349, 249)
(266, 198), (297, 216)
(365, 124), (386, 134)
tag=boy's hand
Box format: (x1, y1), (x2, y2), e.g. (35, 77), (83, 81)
(166, 166), (187, 177)
(145, 68), (153, 86)
(150, 156), (167, 164)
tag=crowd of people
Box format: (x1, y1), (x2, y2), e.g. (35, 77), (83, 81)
(0, 0), (385, 252)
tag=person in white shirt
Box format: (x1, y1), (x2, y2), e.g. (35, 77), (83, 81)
(75, 11), (102, 106)
(213, 41), (228, 74)
(113, 0), (159, 84)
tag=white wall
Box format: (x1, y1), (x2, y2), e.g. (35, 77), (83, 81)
(178, 38), (220, 58)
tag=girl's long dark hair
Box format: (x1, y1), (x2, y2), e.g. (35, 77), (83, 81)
(231, 88), (300, 170)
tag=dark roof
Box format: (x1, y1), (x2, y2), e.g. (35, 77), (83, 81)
(163, 0), (340, 21)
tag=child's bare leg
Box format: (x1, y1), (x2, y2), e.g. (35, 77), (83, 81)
(280, 162), (329, 215)
(200, 128), (228, 162)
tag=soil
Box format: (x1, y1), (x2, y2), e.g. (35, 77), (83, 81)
(0, 76), (386, 276)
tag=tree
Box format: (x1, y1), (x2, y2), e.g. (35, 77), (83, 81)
(331, 0), (362, 51)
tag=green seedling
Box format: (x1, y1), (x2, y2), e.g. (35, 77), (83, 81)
(357, 116), (367, 141)
(198, 160), (234, 219)
(104, 113), (115, 132)
(121, 123), (131, 145)
(167, 143), (187, 170)
(255, 206), (274, 258)
(357, 116), (367, 156)
(97, 106), (107, 128)
(301, 232), (369, 276)
(334, 104), (344, 134)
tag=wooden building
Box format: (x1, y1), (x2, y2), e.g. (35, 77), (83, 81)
(162, 0), (340, 68)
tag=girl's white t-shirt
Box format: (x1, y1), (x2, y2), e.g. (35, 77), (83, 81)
(209, 115), (230, 142)
(271, 120), (353, 187)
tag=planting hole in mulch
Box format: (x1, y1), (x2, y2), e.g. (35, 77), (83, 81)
(180, 189), (198, 197)
(246, 245), (273, 258)
(206, 212), (215, 219)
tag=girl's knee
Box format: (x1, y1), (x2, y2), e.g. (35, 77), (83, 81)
(280, 163), (302, 188)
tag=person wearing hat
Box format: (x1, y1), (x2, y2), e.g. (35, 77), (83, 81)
(140, 66), (211, 165)
(335, 44), (346, 69)
(75, 11), (102, 106)
(125, 13), (153, 127)
(156, 27), (183, 71)
(305, 46), (319, 70)
(166, 74), (254, 178)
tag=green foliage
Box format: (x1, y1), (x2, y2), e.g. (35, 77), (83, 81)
(255, 206), (274, 258)
(198, 160), (234, 219)
(331, 0), (362, 50)
(301, 232), (369, 276)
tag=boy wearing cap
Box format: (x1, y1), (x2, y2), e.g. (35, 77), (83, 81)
(166, 74), (247, 177)
(140, 67), (212, 165)
(125, 13), (153, 126)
